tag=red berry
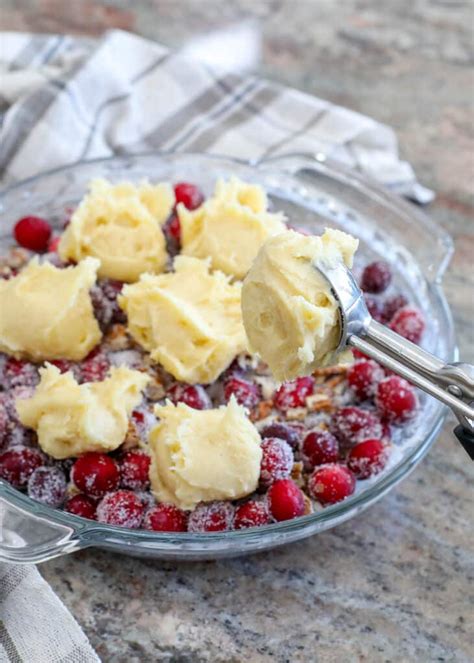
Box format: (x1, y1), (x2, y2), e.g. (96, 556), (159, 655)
(14, 216), (52, 252)
(166, 214), (181, 241)
(167, 383), (211, 410)
(71, 452), (120, 498)
(347, 359), (384, 401)
(119, 450), (151, 490)
(143, 503), (188, 532)
(0, 402), (9, 447)
(389, 306), (425, 344)
(347, 439), (389, 479)
(376, 376), (418, 423)
(27, 466), (67, 506)
(260, 422), (301, 450)
(360, 261), (392, 294)
(308, 464), (356, 505)
(234, 499), (271, 529)
(302, 430), (340, 469)
(352, 348), (369, 361)
(64, 494), (97, 520)
(268, 479), (305, 521)
(187, 501), (234, 532)
(274, 376), (315, 411)
(47, 236), (60, 253)
(50, 359), (72, 374)
(0, 447), (45, 488)
(224, 376), (261, 409)
(80, 351), (109, 383)
(174, 182), (204, 210)
(96, 490), (144, 528)
(2, 357), (39, 389)
(259, 437), (294, 488)
(364, 295), (384, 322)
(330, 406), (383, 448)
(383, 294), (408, 323)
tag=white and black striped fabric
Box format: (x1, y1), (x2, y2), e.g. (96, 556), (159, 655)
(1, 29), (432, 202)
(0, 27), (433, 663)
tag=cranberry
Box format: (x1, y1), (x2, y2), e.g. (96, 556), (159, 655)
(260, 422), (301, 450)
(364, 295), (384, 323)
(0, 447), (45, 488)
(383, 294), (408, 323)
(80, 351), (109, 383)
(2, 358), (39, 389)
(376, 376), (418, 423)
(234, 499), (271, 529)
(71, 452), (120, 498)
(187, 501), (235, 532)
(27, 466), (67, 507)
(14, 216), (52, 252)
(64, 494), (97, 520)
(119, 450), (151, 490)
(389, 306), (425, 344)
(347, 359), (384, 401)
(174, 182), (204, 210)
(224, 376), (261, 409)
(47, 236), (60, 253)
(347, 439), (389, 479)
(268, 479), (305, 521)
(330, 406), (383, 449)
(308, 464), (356, 505)
(0, 402), (9, 447)
(259, 437), (294, 488)
(50, 359), (72, 374)
(302, 430), (340, 469)
(143, 503), (188, 532)
(167, 383), (211, 410)
(352, 348), (369, 361)
(166, 214), (181, 242)
(96, 490), (144, 528)
(360, 261), (392, 294)
(274, 376), (315, 411)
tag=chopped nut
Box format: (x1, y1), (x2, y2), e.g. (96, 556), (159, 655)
(122, 421), (141, 450)
(291, 460), (304, 486)
(313, 365), (348, 377)
(250, 399), (273, 422)
(103, 324), (132, 351)
(285, 407), (308, 420)
(325, 374), (346, 390)
(306, 393), (333, 412)
(145, 378), (166, 402)
(302, 493), (313, 516)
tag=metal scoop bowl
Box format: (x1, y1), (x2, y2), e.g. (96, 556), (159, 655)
(314, 259), (474, 458)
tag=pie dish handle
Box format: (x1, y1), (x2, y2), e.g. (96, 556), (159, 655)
(0, 485), (89, 564)
(256, 152), (454, 285)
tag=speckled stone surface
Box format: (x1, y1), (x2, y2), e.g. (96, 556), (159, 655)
(1, 1), (473, 661)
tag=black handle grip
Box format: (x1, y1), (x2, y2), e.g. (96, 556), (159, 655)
(454, 425), (474, 460)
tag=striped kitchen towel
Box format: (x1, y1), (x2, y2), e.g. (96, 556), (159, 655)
(0, 29), (433, 202)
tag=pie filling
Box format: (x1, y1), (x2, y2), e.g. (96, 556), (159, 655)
(0, 178), (425, 532)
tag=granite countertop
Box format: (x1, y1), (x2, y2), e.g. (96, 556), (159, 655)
(2, 1), (473, 661)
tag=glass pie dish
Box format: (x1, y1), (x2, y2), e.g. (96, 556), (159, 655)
(0, 152), (455, 563)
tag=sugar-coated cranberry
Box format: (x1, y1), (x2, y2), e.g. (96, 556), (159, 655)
(383, 294), (408, 323)
(187, 501), (235, 532)
(167, 383), (211, 410)
(347, 439), (389, 479)
(260, 422), (301, 450)
(96, 490), (144, 528)
(274, 376), (315, 411)
(259, 437), (294, 488)
(352, 348), (369, 361)
(308, 464), (356, 505)
(119, 450), (151, 490)
(347, 359), (385, 401)
(71, 452), (120, 498)
(224, 376), (261, 409)
(364, 295), (384, 323)
(14, 216), (52, 252)
(0, 402), (9, 446)
(360, 261), (392, 294)
(389, 306), (425, 344)
(302, 430), (340, 469)
(330, 406), (383, 448)
(0, 447), (45, 488)
(49, 359), (72, 374)
(80, 351), (109, 383)
(376, 376), (418, 423)
(143, 503), (188, 532)
(47, 236), (61, 253)
(268, 479), (305, 521)
(64, 494), (97, 520)
(234, 499), (271, 529)
(27, 466), (67, 507)
(174, 182), (204, 210)
(2, 357), (39, 389)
